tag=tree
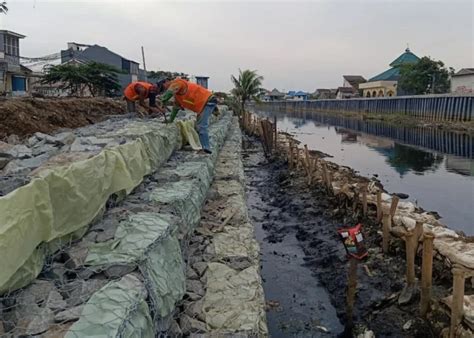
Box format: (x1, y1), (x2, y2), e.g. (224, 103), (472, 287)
(42, 62), (121, 97)
(148, 70), (188, 81)
(399, 56), (454, 95)
(0, 1), (7, 14)
(230, 69), (264, 114)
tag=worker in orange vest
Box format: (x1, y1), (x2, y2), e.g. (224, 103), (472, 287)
(158, 77), (217, 154)
(123, 81), (163, 117)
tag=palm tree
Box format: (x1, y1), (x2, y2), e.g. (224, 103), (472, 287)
(230, 69), (264, 114)
(0, 2), (8, 14)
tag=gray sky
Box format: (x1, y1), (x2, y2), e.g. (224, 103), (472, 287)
(1, 0), (473, 92)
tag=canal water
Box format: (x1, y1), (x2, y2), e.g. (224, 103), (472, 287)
(255, 109), (473, 235)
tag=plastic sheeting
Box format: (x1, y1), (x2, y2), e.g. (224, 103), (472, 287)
(0, 123), (181, 293)
(177, 120), (202, 150)
(65, 274), (154, 338)
(203, 263), (267, 335)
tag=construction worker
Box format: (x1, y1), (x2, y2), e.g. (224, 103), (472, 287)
(123, 81), (163, 117)
(158, 78), (217, 154)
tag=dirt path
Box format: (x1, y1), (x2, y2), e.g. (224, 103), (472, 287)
(242, 135), (452, 337)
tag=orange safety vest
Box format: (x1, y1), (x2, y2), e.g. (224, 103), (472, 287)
(171, 79), (212, 114)
(124, 82), (154, 101)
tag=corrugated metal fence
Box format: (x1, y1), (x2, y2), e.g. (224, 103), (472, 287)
(258, 95), (474, 122)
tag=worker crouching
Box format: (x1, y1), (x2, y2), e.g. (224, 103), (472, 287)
(123, 81), (164, 117)
(158, 77), (216, 154)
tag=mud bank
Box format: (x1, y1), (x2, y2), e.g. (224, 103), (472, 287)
(243, 138), (343, 337)
(0, 97), (128, 139)
(242, 134), (464, 337)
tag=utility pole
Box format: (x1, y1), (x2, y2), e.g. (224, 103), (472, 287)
(141, 46), (147, 81)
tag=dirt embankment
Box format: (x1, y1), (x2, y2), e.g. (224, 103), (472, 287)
(0, 97), (128, 139)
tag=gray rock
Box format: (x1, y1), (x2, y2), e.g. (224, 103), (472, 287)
(192, 262), (208, 276)
(186, 280), (205, 297)
(23, 307), (54, 335)
(54, 305), (84, 323)
(45, 289), (67, 311)
(64, 279), (107, 307)
(32, 143), (58, 157)
(186, 266), (199, 280)
(180, 314), (206, 334)
(0, 155), (11, 169)
(95, 226), (117, 242)
(28, 135), (40, 147)
(168, 320), (183, 336)
(54, 132), (76, 145)
(104, 265), (136, 279)
(185, 299), (205, 322)
(70, 139), (102, 152)
(18, 280), (56, 305)
(403, 319), (414, 330)
(49, 263), (67, 284)
(186, 292), (202, 301)
(64, 243), (89, 270)
(5, 145), (32, 159)
(6, 134), (20, 145)
(85, 137), (115, 146)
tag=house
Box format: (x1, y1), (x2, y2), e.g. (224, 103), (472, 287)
(263, 88), (285, 101)
(195, 76), (209, 89)
(451, 68), (474, 94)
(359, 47), (420, 97)
(0, 30), (34, 96)
(61, 42), (141, 92)
(285, 90), (309, 101)
(336, 86), (357, 99)
(342, 75), (366, 95)
(311, 89), (336, 99)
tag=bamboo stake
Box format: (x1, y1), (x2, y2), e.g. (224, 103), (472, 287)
(382, 212), (391, 253)
(390, 195), (400, 219)
(304, 145), (310, 175)
(288, 139), (293, 169)
(346, 257), (359, 331)
(376, 191), (382, 222)
(405, 229), (416, 287)
(450, 266), (465, 338)
(362, 184), (368, 216)
(273, 116), (277, 150)
(420, 232), (434, 318)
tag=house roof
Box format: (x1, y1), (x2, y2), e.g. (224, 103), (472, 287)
(269, 88), (284, 96)
(336, 86), (355, 93)
(294, 91), (308, 96)
(389, 48), (420, 67)
(343, 75), (366, 87)
(0, 30), (26, 39)
(369, 67), (401, 82)
(452, 68), (474, 77)
(369, 48), (420, 82)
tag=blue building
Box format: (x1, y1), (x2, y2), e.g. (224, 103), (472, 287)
(286, 90), (309, 100)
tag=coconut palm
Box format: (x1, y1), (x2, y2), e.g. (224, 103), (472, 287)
(0, 2), (8, 14)
(230, 69), (264, 114)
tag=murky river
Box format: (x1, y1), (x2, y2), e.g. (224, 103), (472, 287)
(255, 109), (473, 235)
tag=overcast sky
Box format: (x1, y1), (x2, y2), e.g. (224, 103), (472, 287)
(1, 0), (472, 91)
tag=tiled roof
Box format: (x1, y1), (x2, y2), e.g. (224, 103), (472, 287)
(369, 67), (400, 82)
(453, 68), (474, 77)
(389, 48), (420, 67)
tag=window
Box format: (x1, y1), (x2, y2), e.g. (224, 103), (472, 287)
(4, 35), (19, 56)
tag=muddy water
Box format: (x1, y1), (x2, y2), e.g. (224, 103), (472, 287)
(256, 110), (474, 235)
(243, 140), (344, 337)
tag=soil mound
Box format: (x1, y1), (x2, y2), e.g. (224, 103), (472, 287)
(0, 97), (127, 139)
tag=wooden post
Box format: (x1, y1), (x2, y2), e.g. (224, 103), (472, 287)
(382, 212), (391, 253)
(390, 195), (400, 218)
(288, 139), (293, 169)
(273, 115), (277, 150)
(346, 258), (358, 331)
(361, 184), (368, 216)
(420, 232), (434, 318)
(450, 266), (465, 338)
(405, 230), (416, 287)
(376, 191), (382, 222)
